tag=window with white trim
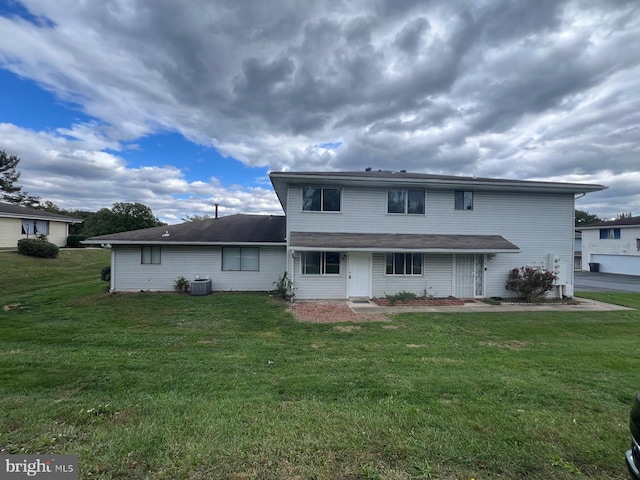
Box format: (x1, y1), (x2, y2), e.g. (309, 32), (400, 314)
(599, 228), (621, 239)
(301, 251), (340, 275)
(141, 246), (161, 264)
(21, 219), (49, 235)
(387, 190), (425, 214)
(455, 191), (473, 210)
(302, 187), (341, 212)
(385, 253), (422, 275)
(222, 247), (260, 271)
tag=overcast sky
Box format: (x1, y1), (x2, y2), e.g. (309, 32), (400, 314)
(0, 0), (638, 223)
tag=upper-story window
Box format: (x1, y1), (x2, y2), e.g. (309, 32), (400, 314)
(387, 189), (425, 214)
(599, 228), (621, 240)
(455, 191), (474, 210)
(302, 187), (341, 212)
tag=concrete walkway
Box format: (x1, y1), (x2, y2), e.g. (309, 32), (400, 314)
(292, 297), (632, 323)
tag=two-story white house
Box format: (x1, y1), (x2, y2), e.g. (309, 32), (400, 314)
(270, 171), (605, 300)
(85, 170), (605, 299)
(577, 216), (640, 276)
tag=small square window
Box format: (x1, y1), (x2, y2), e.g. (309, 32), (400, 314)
(141, 246), (161, 264)
(455, 191), (473, 210)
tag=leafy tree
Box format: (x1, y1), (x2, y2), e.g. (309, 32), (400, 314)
(83, 202), (164, 237)
(0, 149), (39, 205)
(575, 209), (601, 226)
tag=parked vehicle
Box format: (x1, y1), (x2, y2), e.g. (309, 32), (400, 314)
(627, 393), (640, 479)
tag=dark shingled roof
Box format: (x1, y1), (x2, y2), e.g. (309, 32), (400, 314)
(290, 231), (519, 252)
(0, 202), (82, 223)
(577, 216), (640, 228)
(84, 214), (286, 244)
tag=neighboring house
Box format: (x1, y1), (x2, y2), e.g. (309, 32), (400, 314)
(0, 202), (82, 248)
(84, 214), (287, 292)
(86, 170), (605, 299)
(577, 216), (640, 275)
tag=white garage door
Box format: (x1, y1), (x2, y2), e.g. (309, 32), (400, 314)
(591, 254), (640, 276)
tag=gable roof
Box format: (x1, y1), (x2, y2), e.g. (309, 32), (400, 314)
(577, 216), (640, 229)
(269, 170), (607, 212)
(0, 202), (82, 223)
(83, 214), (286, 245)
(290, 231), (519, 253)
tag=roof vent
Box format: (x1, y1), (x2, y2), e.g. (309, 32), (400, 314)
(162, 231), (170, 237)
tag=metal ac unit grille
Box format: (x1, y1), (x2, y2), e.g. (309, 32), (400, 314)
(190, 278), (212, 296)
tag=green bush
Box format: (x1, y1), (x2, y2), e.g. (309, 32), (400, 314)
(505, 266), (557, 302)
(272, 272), (295, 301)
(385, 291), (417, 305)
(67, 235), (87, 248)
(17, 238), (59, 258)
(174, 276), (190, 294)
(100, 266), (111, 282)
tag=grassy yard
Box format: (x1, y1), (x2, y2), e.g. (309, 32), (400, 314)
(1, 249), (639, 479)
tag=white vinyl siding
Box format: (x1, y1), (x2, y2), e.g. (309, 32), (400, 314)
(287, 185), (574, 299)
(111, 245), (286, 292)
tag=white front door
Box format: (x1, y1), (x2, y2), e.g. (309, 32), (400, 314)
(455, 254), (484, 298)
(347, 252), (372, 298)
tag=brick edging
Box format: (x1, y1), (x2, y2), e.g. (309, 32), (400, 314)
(373, 296), (464, 306)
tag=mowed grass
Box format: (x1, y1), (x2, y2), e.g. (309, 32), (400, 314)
(1, 250), (639, 479)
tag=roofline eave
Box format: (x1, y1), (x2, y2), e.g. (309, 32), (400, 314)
(289, 246), (520, 254)
(82, 240), (286, 246)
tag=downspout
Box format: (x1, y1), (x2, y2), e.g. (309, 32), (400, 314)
(110, 248), (116, 293)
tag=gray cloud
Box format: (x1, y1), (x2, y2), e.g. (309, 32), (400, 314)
(0, 0), (638, 220)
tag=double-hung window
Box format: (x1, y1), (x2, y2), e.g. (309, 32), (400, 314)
(599, 228), (621, 239)
(222, 247), (260, 271)
(455, 191), (474, 210)
(301, 251), (340, 275)
(141, 246), (161, 264)
(387, 190), (425, 214)
(302, 187), (341, 212)
(385, 253), (422, 275)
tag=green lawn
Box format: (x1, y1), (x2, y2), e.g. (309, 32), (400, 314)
(1, 250), (639, 479)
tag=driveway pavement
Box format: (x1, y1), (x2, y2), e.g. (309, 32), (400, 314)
(575, 271), (640, 293)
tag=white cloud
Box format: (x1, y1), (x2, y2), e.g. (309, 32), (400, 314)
(0, 0), (638, 220)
